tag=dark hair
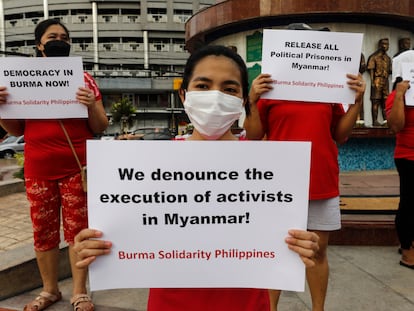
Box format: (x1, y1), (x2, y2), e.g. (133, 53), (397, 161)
(181, 45), (251, 115)
(392, 77), (403, 90)
(34, 19), (70, 57)
(378, 38), (389, 47)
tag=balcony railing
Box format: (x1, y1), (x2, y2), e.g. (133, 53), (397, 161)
(91, 69), (182, 78)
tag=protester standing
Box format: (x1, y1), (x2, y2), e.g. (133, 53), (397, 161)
(73, 45), (320, 311)
(244, 23), (365, 311)
(386, 56), (414, 269)
(0, 18), (108, 311)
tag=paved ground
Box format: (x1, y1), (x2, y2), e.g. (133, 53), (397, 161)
(1, 246), (413, 311)
(0, 191), (32, 253)
(1, 168), (413, 311)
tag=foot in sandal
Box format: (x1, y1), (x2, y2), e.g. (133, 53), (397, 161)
(23, 291), (62, 311)
(71, 294), (94, 311)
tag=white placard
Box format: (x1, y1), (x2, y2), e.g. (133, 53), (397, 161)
(401, 63), (414, 106)
(261, 29), (363, 104)
(0, 57), (87, 119)
(87, 140), (311, 292)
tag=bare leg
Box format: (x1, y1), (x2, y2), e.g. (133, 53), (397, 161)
(35, 247), (60, 295)
(306, 230), (330, 311)
(268, 289), (281, 311)
(69, 244), (88, 296)
(68, 244), (95, 310)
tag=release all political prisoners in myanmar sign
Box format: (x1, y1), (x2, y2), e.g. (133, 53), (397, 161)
(0, 56), (87, 119)
(261, 29), (363, 104)
(86, 140), (311, 292)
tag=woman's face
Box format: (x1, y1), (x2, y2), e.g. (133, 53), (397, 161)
(180, 54), (245, 141)
(36, 24), (70, 56)
(180, 55), (244, 101)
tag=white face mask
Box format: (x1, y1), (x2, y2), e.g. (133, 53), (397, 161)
(184, 90), (243, 140)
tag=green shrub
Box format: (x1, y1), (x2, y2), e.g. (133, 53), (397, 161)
(13, 152), (24, 180)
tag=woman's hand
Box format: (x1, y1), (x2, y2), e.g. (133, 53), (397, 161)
(285, 229), (319, 268)
(387, 79), (410, 134)
(249, 73), (273, 105)
(77, 86), (109, 133)
(76, 87), (96, 108)
(73, 228), (112, 269)
(346, 73), (366, 103)
(395, 80), (410, 96)
(0, 86), (25, 135)
(0, 86), (9, 105)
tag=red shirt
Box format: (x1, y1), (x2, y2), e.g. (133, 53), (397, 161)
(257, 99), (345, 200)
(147, 137), (271, 310)
(24, 72), (102, 179)
(385, 90), (414, 160)
(148, 288), (270, 311)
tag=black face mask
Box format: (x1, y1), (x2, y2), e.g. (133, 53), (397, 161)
(42, 40), (71, 57)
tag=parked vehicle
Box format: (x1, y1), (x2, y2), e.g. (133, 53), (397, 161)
(134, 127), (173, 140)
(0, 135), (25, 159)
(117, 128), (173, 140)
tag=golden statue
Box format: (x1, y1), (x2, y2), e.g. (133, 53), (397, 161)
(367, 38), (392, 126)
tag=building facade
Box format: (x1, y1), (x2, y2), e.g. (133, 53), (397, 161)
(0, 0), (214, 135)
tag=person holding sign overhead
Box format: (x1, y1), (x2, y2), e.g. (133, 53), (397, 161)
(386, 51), (414, 270)
(73, 45), (320, 311)
(244, 23), (366, 311)
(0, 19), (108, 311)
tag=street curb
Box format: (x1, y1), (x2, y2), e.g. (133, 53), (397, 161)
(0, 242), (70, 300)
(0, 180), (70, 300)
(0, 179), (25, 197)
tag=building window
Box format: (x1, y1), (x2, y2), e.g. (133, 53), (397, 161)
(50, 10), (69, 18)
(98, 9), (119, 23)
(99, 37), (121, 52)
(5, 13), (24, 28)
(121, 9), (141, 23)
(173, 9), (192, 23)
(147, 8), (167, 23)
(71, 9), (92, 24)
(72, 38), (93, 52)
(173, 39), (186, 52)
(149, 39), (170, 52)
(25, 11), (43, 26)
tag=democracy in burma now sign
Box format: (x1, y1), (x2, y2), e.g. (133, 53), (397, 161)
(0, 56), (87, 119)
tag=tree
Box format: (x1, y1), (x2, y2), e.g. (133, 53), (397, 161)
(110, 98), (137, 134)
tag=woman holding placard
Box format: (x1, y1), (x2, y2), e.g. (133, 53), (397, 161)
(73, 45), (320, 311)
(386, 69), (414, 270)
(0, 18), (108, 311)
(244, 23), (366, 311)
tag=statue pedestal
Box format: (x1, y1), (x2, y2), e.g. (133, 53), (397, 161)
(350, 126), (393, 138)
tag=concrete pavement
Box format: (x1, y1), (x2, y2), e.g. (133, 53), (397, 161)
(1, 245), (413, 311)
(1, 169), (413, 310)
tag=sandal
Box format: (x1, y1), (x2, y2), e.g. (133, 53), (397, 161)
(71, 294), (94, 311)
(23, 291), (62, 311)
